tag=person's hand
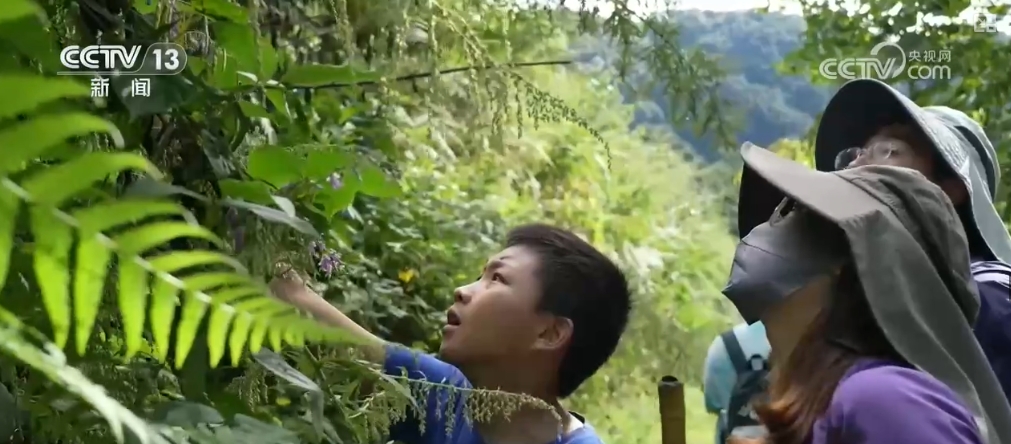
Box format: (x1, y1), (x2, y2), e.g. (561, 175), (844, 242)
(268, 265), (320, 308)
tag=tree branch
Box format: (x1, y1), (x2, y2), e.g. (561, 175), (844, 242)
(297, 60), (574, 90)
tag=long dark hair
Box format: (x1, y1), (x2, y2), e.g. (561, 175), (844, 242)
(753, 246), (906, 444)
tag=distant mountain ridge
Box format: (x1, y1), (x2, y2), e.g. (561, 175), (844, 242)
(572, 9), (834, 161)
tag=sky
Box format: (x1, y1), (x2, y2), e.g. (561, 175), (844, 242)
(566, 0), (1009, 34)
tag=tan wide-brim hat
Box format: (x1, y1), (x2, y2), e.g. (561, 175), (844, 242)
(737, 142), (1011, 444)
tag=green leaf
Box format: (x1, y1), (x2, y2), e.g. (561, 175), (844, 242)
(72, 237), (113, 356)
(0, 76), (89, 120)
(245, 147), (303, 188)
(0, 114), (124, 176)
(114, 222), (222, 257)
(238, 100), (271, 119)
(280, 64), (381, 88)
(72, 200), (191, 233)
(0, 190), (20, 292)
(316, 183), (359, 218)
(21, 153), (161, 206)
(303, 150), (354, 179)
(149, 280), (180, 362)
(265, 89), (288, 117)
(124, 177), (209, 202)
(222, 199), (318, 236)
(218, 179), (273, 204)
(30, 208), (74, 348)
(0, 15), (61, 71)
(206, 305), (235, 368)
(0, 0), (40, 23)
(358, 164), (401, 198)
(174, 291), (210, 369)
(117, 257), (149, 359)
(258, 38), (278, 81)
(271, 196), (297, 217)
(214, 22), (258, 74)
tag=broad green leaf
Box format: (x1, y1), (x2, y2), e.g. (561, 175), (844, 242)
(117, 256), (149, 358)
(246, 147), (302, 188)
(73, 238), (113, 355)
(280, 64), (381, 88)
(238, 100), (271, 119)
(114, 222), (222, 257)
(258, 37), (278, 80)
(0, 190), (20, 291)
(222, 198), (318, 236)
(248, 321), (269, 354)
(303, 150), (354, 179)
(0, 0), (40, 23)
(358, 164), (401, 198)
(316, 177), (360, 218)
(22, 153), (160, 206)
(265, 89), (288, 117)
(213, 22), (258, 74)
(30, 209), (73, 347)
(0, 15), (60, 71)
(0, 76), (89, 120)
(218, 179), (273, 204)
(0, 114), (123, 176)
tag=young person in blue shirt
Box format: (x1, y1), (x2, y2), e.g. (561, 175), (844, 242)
(268, 223), (630, 444)
(702, 322), (770, 444)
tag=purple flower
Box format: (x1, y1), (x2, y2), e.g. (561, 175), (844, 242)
(317, 252), (342, 278)
(328, 172), (343, 190)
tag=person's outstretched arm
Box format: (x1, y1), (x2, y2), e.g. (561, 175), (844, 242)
(269, 271), (385, 363)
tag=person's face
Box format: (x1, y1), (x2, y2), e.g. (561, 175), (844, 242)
(843, 124), (967, 205)
(760, 271), (835, 362)
(439, 245), (572, 366)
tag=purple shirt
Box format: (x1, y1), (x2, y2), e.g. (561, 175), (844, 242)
(971, 260), (1011, 403)
(808, 359), (982, 444)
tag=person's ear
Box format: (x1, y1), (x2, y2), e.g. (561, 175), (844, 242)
(534, 316), (573, 351)
(939, 177), (969, 207)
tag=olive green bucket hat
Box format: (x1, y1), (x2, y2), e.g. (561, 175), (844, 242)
(737, 142), (1011, 444)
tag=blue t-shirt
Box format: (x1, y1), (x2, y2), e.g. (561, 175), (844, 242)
(971, 260), (1011, 403)
(702, 322), (771, 444)
(384, 345), (604, 444)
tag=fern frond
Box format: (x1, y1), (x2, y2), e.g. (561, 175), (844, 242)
(0, 76), (364, 370)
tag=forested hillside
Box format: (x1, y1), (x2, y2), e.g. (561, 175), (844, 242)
(576, 9), (834, 161)
(1, 0), (1009, 444)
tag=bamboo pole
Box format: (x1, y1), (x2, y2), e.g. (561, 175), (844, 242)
(658, 375), (687, 444)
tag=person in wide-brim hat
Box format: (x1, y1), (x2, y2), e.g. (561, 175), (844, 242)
(723, 142), (1011, 444)
(737, 78), (1011, 408)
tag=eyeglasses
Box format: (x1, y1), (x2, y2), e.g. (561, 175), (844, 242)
(833, 142), (902, 171)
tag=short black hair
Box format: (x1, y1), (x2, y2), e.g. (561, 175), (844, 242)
(505, 223), (631, 398)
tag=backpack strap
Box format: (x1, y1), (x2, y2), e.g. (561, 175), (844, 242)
(720, 331), (749, 374)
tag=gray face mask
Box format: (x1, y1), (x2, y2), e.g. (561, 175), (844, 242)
(723, 203), (847, 324)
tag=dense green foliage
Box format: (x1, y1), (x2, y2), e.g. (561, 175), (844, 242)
(1, 0), (1008, 442)
(0, 0), (739, 443)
